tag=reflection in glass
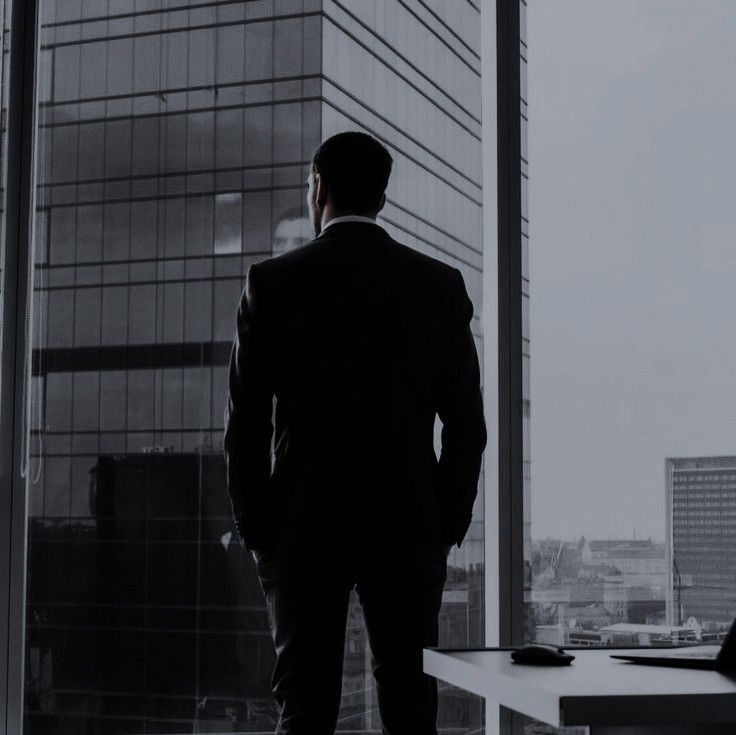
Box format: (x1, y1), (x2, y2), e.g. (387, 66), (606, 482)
(215, 193), (243, 255)
(272, 205), (311, 256)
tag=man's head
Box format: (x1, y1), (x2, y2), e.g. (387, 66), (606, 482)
(307, 131), (393, 236)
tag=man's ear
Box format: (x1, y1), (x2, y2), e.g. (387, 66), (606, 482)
(315, 172), (328, 208)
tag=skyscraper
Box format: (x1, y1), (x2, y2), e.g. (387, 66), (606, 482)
(27, 1), (486, 733)
(666, 456), (736, 627)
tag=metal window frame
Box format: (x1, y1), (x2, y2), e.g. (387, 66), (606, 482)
(0, 0), (38, 732)
(495, 0), (524, 731)
(496, 0), (524, 651)
(0, 2), (524, 734)
(481, 2), (500, 733)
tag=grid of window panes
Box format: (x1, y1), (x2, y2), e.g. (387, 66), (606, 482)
(24, 1), (486, 734)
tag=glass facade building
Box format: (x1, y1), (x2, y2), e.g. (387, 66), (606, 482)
(666, 456), (736, 629)
(25, 1), (486, 733)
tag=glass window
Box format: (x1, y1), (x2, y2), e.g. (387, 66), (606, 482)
(131, 117), (160, 177)
(161, 367), (183, 429)
(244, 105), (273, 166)
(213, 279), (241, 341)
(302, 15), (321, 75)
(128, 284), (156, 343)
(45, 372), (74, 432)
(182, 367), (210, 428)
(43, 457), (72, 517)
(80, 41), (107, 98)
(53, 45), (80, 102)
(187, 111), (215, 172)
(524, 0), (736, 665)
(25, 3), (488, 734)
(104, 119), (131, 179)
(102, 201), (130, 261)
(133, 35), (160, 94)
(215, 108), (244, 170)
(274, 17), (302, 77)
(49, 207), (76, 264)
(105, 38), (133, 96)
(243, 189), (272, 253)
(164, 197), (186, 257)
(216, 24), (245, 84)
(214, 192), (243, 254)
(184, 280), (213, 343)
(188, 28), (216, 88)
(99, 371), (127, 431)
(76, 204), (103, 263)
(126, 369), (154, 430)
(47, 289), (74, 347)
(185, 195), (214, 256)
(101, 286), (129, 345)
(78, 122), (105, 180)
(162, 282), (184, 343)
(245, 20), (274, 80)
(73, 287), (101, 346)
(163, 114), (187, 175)
(273, 102), (301, 163)
(130, 201), (158, 260)
(72, 371), (99, 431)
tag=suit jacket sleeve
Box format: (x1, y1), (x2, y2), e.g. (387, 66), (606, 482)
(223, 262), (275, 550)
(436, 267), (488, 549)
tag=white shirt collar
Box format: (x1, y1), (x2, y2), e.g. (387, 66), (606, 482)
(321, 214), (378, 232)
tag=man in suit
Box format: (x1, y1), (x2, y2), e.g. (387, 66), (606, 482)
(224, 131), (487, 734)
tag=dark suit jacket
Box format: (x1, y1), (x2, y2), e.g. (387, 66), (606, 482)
(223, 220), (487, 552)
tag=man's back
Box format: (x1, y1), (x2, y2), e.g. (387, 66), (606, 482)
(224, 219), (487, 552)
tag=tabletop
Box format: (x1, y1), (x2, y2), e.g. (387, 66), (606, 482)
(423, 647), (736, 730)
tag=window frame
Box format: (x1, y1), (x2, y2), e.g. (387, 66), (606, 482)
(0, 0), (41, 732)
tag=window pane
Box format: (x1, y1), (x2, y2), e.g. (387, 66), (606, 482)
(214, 192), (242, 254)
(526, 0), (736, 653)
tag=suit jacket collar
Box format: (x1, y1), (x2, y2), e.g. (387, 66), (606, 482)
(314, 219), (392, 241)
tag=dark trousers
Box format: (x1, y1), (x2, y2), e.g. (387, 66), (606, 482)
(252, 542), (448, 735)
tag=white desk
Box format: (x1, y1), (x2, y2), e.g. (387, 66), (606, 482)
(423, 647), (736, 734)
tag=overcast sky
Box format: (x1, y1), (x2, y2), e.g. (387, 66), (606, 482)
(527, 0), (736, 542)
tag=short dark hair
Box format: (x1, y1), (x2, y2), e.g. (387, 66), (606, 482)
(311, 131), (393, 215)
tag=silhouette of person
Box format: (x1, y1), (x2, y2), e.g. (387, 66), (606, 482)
(224, 130), (487, 734)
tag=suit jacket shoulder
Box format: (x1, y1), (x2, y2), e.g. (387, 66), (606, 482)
(254, 227), (464, 307)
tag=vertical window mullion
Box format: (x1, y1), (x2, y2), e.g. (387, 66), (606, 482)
(0, 0), (41, 733)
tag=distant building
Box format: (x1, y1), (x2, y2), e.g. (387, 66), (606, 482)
(598, 623), (698, 647)
(666, 456), (736, 626)
(530, 536), (667, 643)
(581, 538), (667, 589)
(569, 623), (698, 648)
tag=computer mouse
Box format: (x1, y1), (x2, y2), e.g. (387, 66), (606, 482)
(510, 644), (575, 666)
